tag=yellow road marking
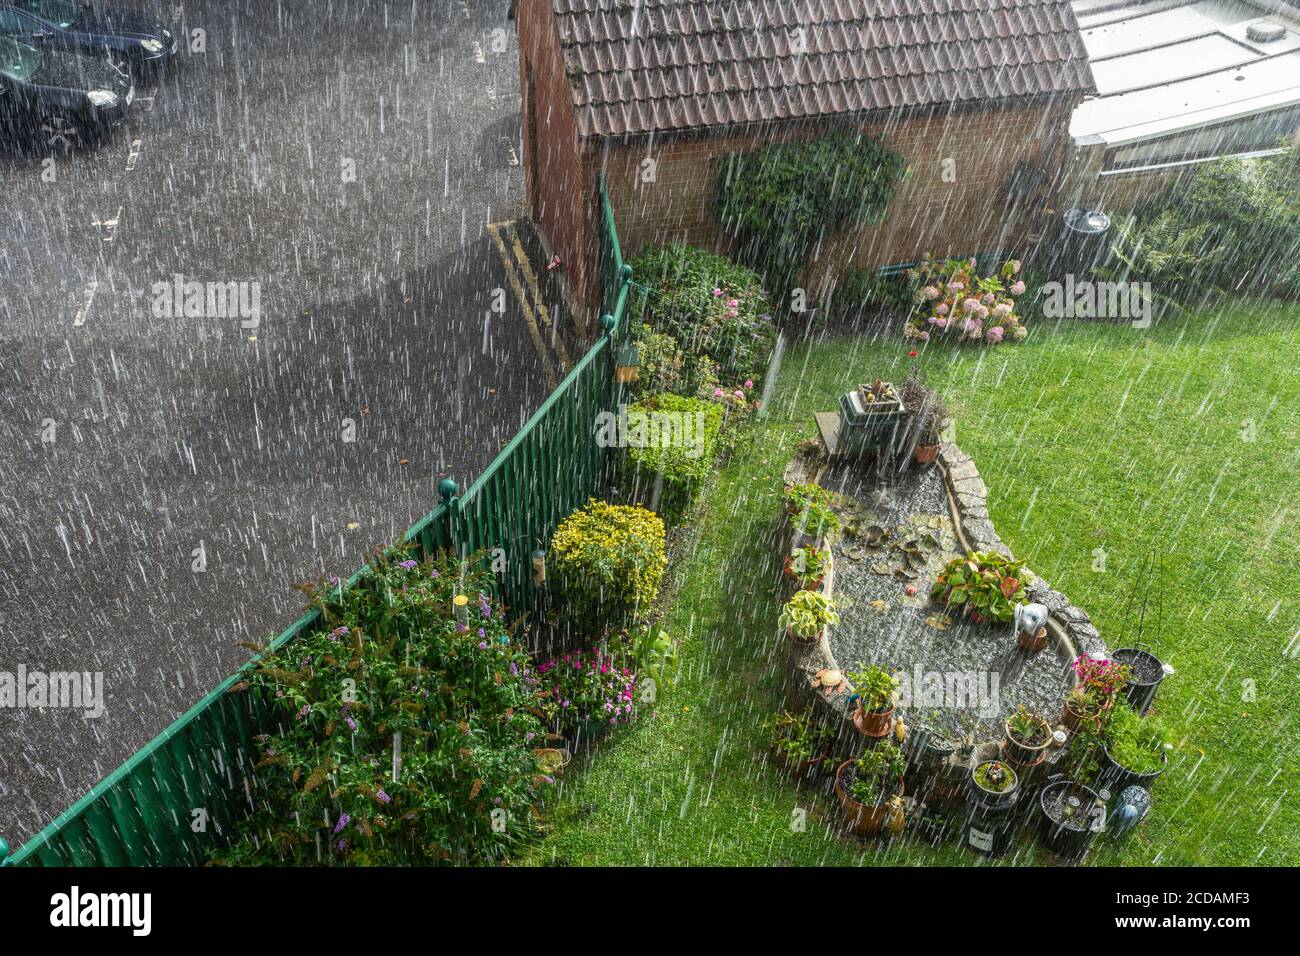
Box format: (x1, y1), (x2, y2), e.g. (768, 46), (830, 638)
(506, 223), (571, 371)
(487, 221), (557, 391)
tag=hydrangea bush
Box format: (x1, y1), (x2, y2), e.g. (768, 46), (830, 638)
(904, 256), (1029, 345)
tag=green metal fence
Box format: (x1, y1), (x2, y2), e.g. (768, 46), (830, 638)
(0, 176), (632, 868)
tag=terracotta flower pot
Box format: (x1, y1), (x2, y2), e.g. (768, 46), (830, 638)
(1017, 625), (1047, 653)
(852, 702), (895, 738)
(1001, 719), (1052, 767)
(914, 442), (940, 464)
(835, 759), (904, 837)
(1060, 697), (1108, 733)
(786, 626), (823, 645)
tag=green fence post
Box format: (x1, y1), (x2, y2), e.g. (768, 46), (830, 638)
(438, 478), (460, 556)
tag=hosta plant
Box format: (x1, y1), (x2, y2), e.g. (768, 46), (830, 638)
(931, 550), (1030, 624)
(779, 589), (841, 641)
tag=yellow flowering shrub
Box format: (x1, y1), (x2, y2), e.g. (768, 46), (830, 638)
(550, 499), (667, 631)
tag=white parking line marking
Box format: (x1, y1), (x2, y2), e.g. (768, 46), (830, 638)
(125, 139), (142, 171)
(93, 206), (123, 243)
(73, 278), (99, 327)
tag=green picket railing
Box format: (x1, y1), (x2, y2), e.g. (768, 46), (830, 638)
(0, 176), (632, 868)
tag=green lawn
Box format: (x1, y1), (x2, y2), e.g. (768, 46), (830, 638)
(522, 303), (1300, 866)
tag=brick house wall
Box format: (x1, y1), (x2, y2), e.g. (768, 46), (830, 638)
(594, 99), (1079, 299)
(516, 0), (597, 324)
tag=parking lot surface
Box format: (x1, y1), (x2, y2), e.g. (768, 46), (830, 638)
(0, 0), (554, 845)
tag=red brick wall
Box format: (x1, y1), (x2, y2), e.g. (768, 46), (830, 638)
(593, 102), (1078, 295)
(516, 0), (596, 327)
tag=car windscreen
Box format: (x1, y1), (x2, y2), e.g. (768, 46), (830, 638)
(16, 0), (79, 30)
(0, 35), (40, 80)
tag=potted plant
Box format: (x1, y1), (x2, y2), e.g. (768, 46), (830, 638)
(969, 759), (1019, 807)
(767, 708), (837, 779)
(783, 481), (832, 518)
(1037, 777), (1105, 858)
(845, 664), (898, 738)
(784, 545), (830, 591)
(1111, 644), (1171, 716)
(1095, 699), (1172, 792)
(1061, 655), (1132, 732)
(1036, 721), (1109, 857)
(1002, 705), (1052, 768)
(779, 589), (841, 643)
(834, 741), (907, 837)
(838, 379), (909, 458)
(931, 550), (1030, 624)
(965, 759), (1021, 855)
(792, 499), (840, 548)
(900, 366), (947, 465)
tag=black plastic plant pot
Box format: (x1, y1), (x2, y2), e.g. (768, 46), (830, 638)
(964, 793), (1019, 857)
(1038, 781), (1103, 858)
(1096, 745), (1166, 794)
(1112, 646), (1167, 715)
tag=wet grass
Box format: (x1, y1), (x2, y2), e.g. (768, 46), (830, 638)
(522, 303), (1299, 866)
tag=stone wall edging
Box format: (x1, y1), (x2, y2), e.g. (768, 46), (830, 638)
(780, 440), (1109, 755)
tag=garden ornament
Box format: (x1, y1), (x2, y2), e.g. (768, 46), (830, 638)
(1109, 786), (1151, 839)
(1013, 602), (1050, 640)
(887, 796), (906, 834)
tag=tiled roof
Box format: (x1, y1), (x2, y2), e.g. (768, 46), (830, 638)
(551, 0), (1096, 137)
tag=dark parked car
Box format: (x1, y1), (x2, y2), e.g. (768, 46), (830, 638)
(0, 0), (175, 78)
(0, 34), (132, 152)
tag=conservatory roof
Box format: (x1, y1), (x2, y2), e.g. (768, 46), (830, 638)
(1069, 0), (1300, 146)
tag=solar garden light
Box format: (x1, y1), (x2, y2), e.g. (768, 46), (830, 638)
(615, 338), (640, 384)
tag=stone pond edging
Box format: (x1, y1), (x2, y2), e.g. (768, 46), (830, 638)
(782, 440), (1110, 757)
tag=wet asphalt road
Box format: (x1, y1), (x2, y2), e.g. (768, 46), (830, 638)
(0, 0), (550, 846)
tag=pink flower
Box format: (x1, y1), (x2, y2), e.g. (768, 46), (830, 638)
(713, 387), (724, 398)
(981, 293), (996, 306)
(994, 302), (1013, 316)
(1011, 281), (1026, 296)
(985, 325), (1005, 344)
(923, 285), (939, 300)
(963, 298), (981, 313)
(947, 281), (964, 293)
(933, 317), (948, 329)
(744, 379), (754, 389)
(712, 288), (723, 297)
(727, 299), (738, 308)
(917, 331), (929, 341)
(1010, 260), (1022, 274)
(1013, 326), (1028, 340)
(935, 303), (949, 316)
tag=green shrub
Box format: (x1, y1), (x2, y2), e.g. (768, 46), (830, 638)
(714, 131), (907, 299)
(550, 499), (667, 631)
(1105, 700), (1174, 775)
(1116, 146), (1300, 303)
(622, 392), (723, 515)
(211, 549), (544, 866)
(848, 740), (907, 806)
(629, 243), (777, 382)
